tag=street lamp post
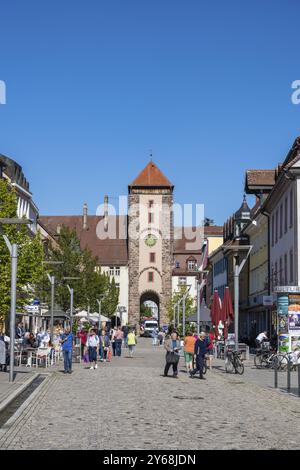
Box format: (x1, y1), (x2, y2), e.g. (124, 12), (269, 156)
(67, 285), (74, 332)
(181, 285), (191, 338)
(47, 274), (55, 344)
(196, 279), (201, 336)
(223, 246), (253, 351)
(0, 218), (32, 383)
(43, 261), (63, 344)
(173, 304), (176, 327)
(63, 277), (80, 333)
(118, 306), (126, 327)
(97, 296), (105, 333)
(87, 300), (90, 322)
(4, 239), (18, 383)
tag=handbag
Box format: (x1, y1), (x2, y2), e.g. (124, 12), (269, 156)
(166, 351), (179, 364)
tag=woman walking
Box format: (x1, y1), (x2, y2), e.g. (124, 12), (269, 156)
(127, 328), (137, 357)
(206, 329), (215, 370)
(115, 327), (124, 357)
(86, 329), (99, 370)
(111, 327), (117, 357)
(163, 332), (182, 378)
(184, 331), (196, 373)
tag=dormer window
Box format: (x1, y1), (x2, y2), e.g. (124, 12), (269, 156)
(187, 257), (197, 271)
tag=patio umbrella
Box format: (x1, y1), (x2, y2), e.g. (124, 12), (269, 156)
(210, 290), (222, 338)
(222, 287), (234, 340)
(74, 310), (88, 318)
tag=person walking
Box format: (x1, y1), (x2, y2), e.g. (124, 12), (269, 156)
(60, 327), (73, 374)
(86, 329), (99, 369)
(78, 328), (88, 359)
(152, 327), (158, 346)
(157, 328), (165, 346)
(99, 329), (110, 362)
(127, 328), (137, 357)
(123, 324), (129, 348)
(111, 327), (117, 357)
(184, 331), (196, 373)
(115, 327), (124, 357)
(190, 332), (208, 380)
(206, 329), (215, 370)
(163, 332), (182, 378)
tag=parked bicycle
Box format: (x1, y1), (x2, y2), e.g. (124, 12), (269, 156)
(279, 351), (300, 371)
(254, 348), (276, 369)
(225, 350), (244, 375)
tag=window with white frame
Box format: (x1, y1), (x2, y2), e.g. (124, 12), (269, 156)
(187, 259), (196, 271)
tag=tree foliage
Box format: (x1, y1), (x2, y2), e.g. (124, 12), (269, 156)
(167, 286), (196, 325)
(0, 179), (44, 322)
(140, 303), (152, 318)
(36, 226), (119, 317)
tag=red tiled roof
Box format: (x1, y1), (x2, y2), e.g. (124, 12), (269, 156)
(129, 161), (173, 188)
(246, 170), (275, 187)
(39, 216), (128, 266)
(204, 226), (223, 236)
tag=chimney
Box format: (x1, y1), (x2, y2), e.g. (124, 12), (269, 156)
(83, 203), (88, 230)
(104, 195), (108, 232)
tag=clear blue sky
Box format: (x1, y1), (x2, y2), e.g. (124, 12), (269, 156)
(0, 0), (300, 225)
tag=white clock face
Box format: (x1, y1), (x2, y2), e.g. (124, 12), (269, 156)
(144, 234), (157, 247)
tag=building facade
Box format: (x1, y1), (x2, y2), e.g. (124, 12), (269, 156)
(0, 154), (39, 233)
(40, 161), (223, 326)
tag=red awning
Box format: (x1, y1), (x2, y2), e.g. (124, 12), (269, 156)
(210, 290), (222, 338)
(222, 287), (234, 340)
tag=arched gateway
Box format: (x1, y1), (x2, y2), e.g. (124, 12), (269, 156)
(140, 290), (160, 322)
(128, 161), (174, 327)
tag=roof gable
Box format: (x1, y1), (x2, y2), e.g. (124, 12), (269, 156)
(129, 161), (173, 188)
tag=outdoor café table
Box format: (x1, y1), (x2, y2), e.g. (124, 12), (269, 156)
(35, 347), (51, 368)
(24, 347), (37, 367)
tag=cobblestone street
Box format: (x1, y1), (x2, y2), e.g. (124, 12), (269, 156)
(0, 338), (300, 450)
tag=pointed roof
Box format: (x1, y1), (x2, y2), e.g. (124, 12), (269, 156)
(235, 195), (251, 220)
(129, 161), (173, 188)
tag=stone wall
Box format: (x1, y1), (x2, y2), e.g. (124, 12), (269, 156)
(160, 194), (174, 325)
(128, 193), (140, 326)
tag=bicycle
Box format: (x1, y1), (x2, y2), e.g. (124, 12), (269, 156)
(225, 350), (244, 375)
(279, 351), (300, 371)
(254, 345), (276, 369)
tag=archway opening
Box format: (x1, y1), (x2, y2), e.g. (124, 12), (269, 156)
(140, 291), (160, 324)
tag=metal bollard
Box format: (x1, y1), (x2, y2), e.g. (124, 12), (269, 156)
(298, 364), (300, 398)
(274, 360), (278, 388)
(287, 360), (291, 392)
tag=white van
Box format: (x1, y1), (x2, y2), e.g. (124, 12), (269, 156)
(142, 320), (158, 337)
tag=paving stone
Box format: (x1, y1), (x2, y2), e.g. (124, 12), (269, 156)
(0, 339), (300, 450)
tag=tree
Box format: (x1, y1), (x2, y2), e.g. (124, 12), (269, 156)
(167, 286), (196, 325)
(0, 179), (44, 324)
(140, 304), (152, 318)
(204, 217), (215, 226)
(36, 226), (119, 316)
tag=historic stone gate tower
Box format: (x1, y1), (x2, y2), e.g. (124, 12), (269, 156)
(128, 161), (174, 327)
